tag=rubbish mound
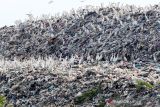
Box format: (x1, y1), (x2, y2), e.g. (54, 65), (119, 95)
(0, 61), (160, 107)
(0, 4), (160, 62)
(0, 4), (160, 107)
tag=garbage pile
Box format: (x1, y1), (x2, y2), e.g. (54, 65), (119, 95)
(0, 4), (160, 62)
(0, 4), (160, 107)
(0, 61), (160, 107)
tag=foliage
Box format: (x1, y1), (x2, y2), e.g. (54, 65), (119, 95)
(135, 80), (154, 90)
(74, 87), (99, 104)
(0, 95), (6, 107)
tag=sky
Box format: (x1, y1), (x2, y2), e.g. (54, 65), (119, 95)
(0, 0), (160, 27)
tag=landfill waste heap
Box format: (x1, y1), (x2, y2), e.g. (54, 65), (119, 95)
(0, 4), (160, 107)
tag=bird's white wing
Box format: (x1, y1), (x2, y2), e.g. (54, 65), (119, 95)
(48, 0), (53, 4)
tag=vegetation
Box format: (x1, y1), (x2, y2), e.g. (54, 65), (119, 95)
(74, 87), (99, 104)
(0, 95), (6, 107)
(135, 80), (154, 90)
